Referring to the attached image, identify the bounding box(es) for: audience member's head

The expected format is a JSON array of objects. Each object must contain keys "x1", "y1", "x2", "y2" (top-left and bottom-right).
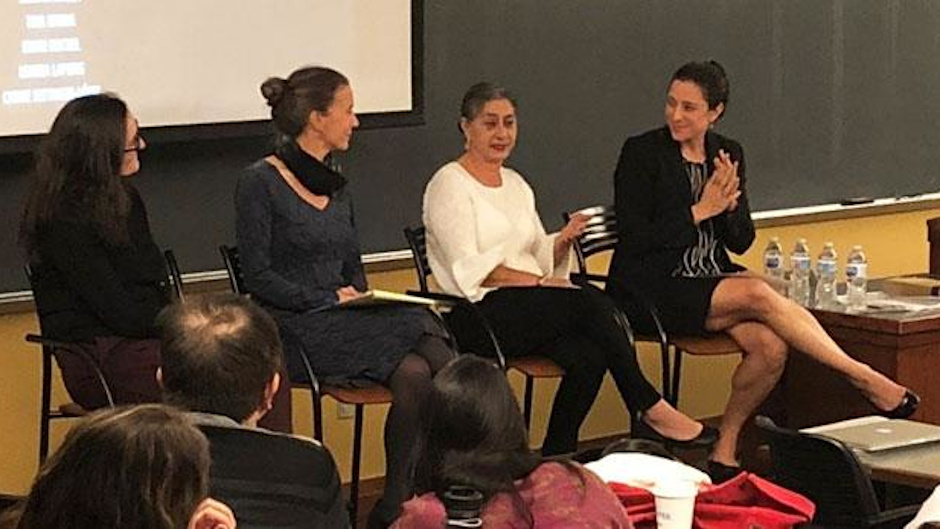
[
  {"x1": 19, "y1": 92, "x2": 145, "y2": 259},
  {"x1": 158, "y1": 293, "x2": 283, "y2": 425},
  {"x1": 414, "y1": 355, "x2": 540, "y2": 501},
  {"x1": 5, "y1": 404, "x2": 211, "y2": 529}
]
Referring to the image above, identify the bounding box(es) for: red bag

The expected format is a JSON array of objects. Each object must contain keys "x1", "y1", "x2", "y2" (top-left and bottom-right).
[{"x1": 609, "y1": 472, "x2": 815, "y2": 529}]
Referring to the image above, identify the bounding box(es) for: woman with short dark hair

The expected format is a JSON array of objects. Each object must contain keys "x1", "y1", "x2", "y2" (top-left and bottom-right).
[
  {"x1": 19, "y1": 93, "x2": 165, "y2": 409},
  {"x1": 393, "y1": 355, "x2": 633, "y2": 528},
  {"x1": 2, "y1": 404, "x2": 235, "y2": 529},
  {"x1": 608, "y1": 60, "x2": 918, "y2": 482},
  {"x1": 237, "y1": 65, "x2": 457, "y2": 528}
]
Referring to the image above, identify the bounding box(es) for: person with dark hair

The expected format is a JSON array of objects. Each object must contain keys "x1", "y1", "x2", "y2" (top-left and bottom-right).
[
  {"x1": 158, "y1": 293, "x2": 349, "y2": 528},
  {"x1": 423, "y1": 82, "x2": 715, "y2": 457},
  {"x1": 236, "y1": 65, "x2": 457, "y2": 528},
  {"x1": 18, "y1": 93, "x2": 165, "y2": 409},
  {"x1": 17, "y1": 93, "x2": 293, "y2": 433},
  {"x1": 1, "y1": 404, "x2": 236, "y2": 529},
  {"x1": 608, "y1": 60, "x2": 918, "y2": 482},
  {"x1": 392, "y1": 355, "x2": 633, "y2": 528}
]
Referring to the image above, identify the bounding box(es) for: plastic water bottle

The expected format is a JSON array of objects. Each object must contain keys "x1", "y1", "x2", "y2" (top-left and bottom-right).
[
  {"x1": 846, "y1": 245, "x2": 868, "y2": 311},
  {"x1": 789, "y1": 239, "x2": 812, "y2": 306},
  {"x1": 763, "y1": 237, "x2": 786, "y2": 295},
  {"x1": 814, "y1": 242, "x2": 838, "y2": 309}
]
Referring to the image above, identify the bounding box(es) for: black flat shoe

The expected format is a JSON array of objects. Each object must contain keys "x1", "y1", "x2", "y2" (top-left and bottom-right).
[
  {"x1": 879, "y1": 389, "x2": 920, "y2": 419},
  {"x1": 706, "y1": 460, "x2": 743, "y2": 484},
  {"x1": 633, "y1": 421, "x2": 719, "y2": 449}
]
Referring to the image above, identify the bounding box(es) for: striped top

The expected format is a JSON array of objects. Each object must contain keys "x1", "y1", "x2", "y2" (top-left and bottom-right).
[{"x1": 674, "y1": 161, "x2": 723, "y2": 277}]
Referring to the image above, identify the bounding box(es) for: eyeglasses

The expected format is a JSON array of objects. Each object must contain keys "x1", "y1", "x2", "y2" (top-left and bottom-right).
[{"x1": 124, "y1": 133, "x2": 145, "y2": 153}]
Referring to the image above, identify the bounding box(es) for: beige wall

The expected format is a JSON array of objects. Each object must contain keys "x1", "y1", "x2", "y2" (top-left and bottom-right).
[{"x1": 1, "y1": 207, "x2": 937, "y2": 494}]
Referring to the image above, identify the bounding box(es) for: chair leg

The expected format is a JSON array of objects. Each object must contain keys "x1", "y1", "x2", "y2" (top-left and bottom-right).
[
  {"x1": 349, "y1": 403, "x2": 364, "y2": 524},
  {"x1": 660, "y1": 343, "x2": 672, "y2": 404},
  {"x1": 39, "y1": 348, "x2": 52, "y2": 464},
  {"x1": 670, "y1": 348, "x2": 684, "y2": 407},
  {"x1": 313, "y1": 391, "x2": 324, "y2": 442},
  {"x1": 523, "y1": 375, "x2": 534, "y2": 431}
]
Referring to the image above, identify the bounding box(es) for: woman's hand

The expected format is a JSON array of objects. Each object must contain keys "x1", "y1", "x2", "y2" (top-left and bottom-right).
[
  {"x1": 691, "y1": 149, "x2": 740, "y2": 224},
  {"x1": 554, "y1": 213, "x2": 589, "y2": 263},
  {"x1": 188, "y1": 498, "x2": 236, "y2": 529},
  {"x1": 335, "y1": 286, "x2": 363, "y2": 302}
]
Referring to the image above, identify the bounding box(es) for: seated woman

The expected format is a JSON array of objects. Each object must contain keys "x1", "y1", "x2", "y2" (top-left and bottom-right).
[
  {"x1": 236, "y1": 65, "x2": 457, "y2": 528},
  {"x1": 423, "y1": 82, "x2": 713, "y2": 457},
  {"x1": 2, "y1": 404, "x2": 235, "y2": 529},
  {"x1": 393, "y1": 355, "x2": 634, "y2": 528},
  {"x1": 608, "y1": 60, "x2": 918, "y2": 482},
  {"x1": 19, "y1": 94, "x2": 166, "y2": 410},
  {"x1": 18, "y1": 93, "x2": 291, "y2": 432}
]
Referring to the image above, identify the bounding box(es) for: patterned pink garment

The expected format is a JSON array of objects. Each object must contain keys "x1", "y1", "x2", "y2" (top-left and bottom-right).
[{"x1": 391, "y1": 462, "x2": 634, "y2": 528}]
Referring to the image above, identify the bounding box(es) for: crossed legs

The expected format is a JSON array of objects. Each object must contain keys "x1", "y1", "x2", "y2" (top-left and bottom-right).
[{"x1": 705, "y1": 276, "x2": 907, "y2": 465}]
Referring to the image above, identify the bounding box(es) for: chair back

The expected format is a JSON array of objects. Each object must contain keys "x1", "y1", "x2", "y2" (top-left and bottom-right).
[
  {"x1": 563, "y1": 205, "x2": 618, "y2": 275},
  {"x1": 403, "y1": 225, "x2": 432, "y2": 293},
  {"x1": 201, "y1": 424, "x2": 348, "y2": 528},
  {"x1": 219, "y1": 245, "x2": 245, "y2": 294},
  {"x1": 755, "y1": 415, "x2": 883, "y2": 527},
  {"x1": 163, "y1": 249, "x2": 185, "y2": 300}
]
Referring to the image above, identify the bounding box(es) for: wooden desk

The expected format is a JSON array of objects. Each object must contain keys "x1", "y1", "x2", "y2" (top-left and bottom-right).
[{"x1": 782, "y1": 304, "x2": 940, "y2": 428}]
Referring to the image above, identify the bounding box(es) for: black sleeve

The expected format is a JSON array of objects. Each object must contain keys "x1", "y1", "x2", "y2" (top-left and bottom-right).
[
  {"x1": 614, "y1": 136, "x2": 697, "y2": 253},
  {"x1": 41, "y1": 223, "x2": 162, "y2": 338},
  {"x1": 715, "y1": 141, "x2": 756, "y2": 255},
  {"x1": 235, "y1": 168, "x2": 338, "y2": 310}
]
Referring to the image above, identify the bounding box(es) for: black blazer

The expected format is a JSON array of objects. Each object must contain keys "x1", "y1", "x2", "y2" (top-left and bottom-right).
[{"x1": 609, "y1": 126, "x2": 755, "y2": 289}]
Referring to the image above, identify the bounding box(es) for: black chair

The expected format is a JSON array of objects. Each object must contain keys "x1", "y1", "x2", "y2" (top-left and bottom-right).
[
  {"x1": 755, "y1": 415, "x2": 920, "y2": 528},
  {"x1": 218, "y1": 244, "x2": 390, "y2": 523},
  {"x1": 163, "y1": 248, "x2": 185, "y2": 300},
  {"x1": 564, "y1": 205, "x2": 742, "y2": 407},
  {"x1": 403, "y1": 225, "x2": 567, "y2": 431},
  {"x1": 23, "y1": 266, "x2": 114, "y2": 464},
  {"x1": 200, "y1": 424, "x2": 349, "y2": 529}
]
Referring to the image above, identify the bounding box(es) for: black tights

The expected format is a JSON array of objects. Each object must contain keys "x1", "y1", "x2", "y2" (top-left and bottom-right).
[
  {"x1": 463, "y1": 285, "x2": 662, "y2": 455},
  {"x1": 370, "y1": 334, "x2": 455, "y2": 526}
]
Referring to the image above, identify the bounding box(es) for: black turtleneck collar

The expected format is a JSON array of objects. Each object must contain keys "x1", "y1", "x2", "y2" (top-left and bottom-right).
[{"x1": 274, "y1": 141, "x2": 347, "y2": 196}]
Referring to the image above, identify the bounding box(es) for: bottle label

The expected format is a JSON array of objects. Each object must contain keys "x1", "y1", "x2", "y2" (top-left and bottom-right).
[
  {"x1": 764, "y1": 255, "x2": 781, "y2": 269},
  {"x1": 791, "y1": 255, "x2": 810, "y2": 270},
  {"x1": 817, "y1": 259, "x2": 837, "y2": 275},
  {"x1": 846, "y1": 263, "x2": 868, "y2": 279}
]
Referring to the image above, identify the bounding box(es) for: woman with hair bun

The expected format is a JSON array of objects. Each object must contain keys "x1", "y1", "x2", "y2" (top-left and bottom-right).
[
  {"x1": 608, "y1": 60, "x2": 919, "y2": 482},
  {"x1": 236, "y1": 66, "x2": 457, "y2": 528}
]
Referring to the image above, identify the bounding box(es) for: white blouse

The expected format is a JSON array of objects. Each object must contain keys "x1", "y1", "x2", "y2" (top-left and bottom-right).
[{"x1": 422, "y1": 161, "x2": 571, "y2": 302}]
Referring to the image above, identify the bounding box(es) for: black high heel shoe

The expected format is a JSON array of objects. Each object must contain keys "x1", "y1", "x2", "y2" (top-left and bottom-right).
[
  {"x1": 879, "y1": 390, "x2": 920, "y2": 419},
  {"x1": 633, "y1": 421, "x2": 719, "y2": 449}
]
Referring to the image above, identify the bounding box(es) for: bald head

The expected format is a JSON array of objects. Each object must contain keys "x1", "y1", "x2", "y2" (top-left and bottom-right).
[{"x1": 158, "y1": 293, "x2": 283, "y2": 422}]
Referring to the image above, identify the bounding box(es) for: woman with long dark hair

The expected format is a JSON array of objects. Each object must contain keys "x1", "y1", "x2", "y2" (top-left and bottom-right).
[
  {"x1": 237, "y1": 65, "x2": 457, "y2": 527},
  {"x1": 393, "y1": 355, "x2": 632, "y2": 527},
  {"x1": 19, "y1": 94, "x2": 165, "y2": 409},
  {"x1": 423, "y1": 82, "x2": 715, "y2": 457},
  {"x1": 608, "y1": 60, "x2": 918, "y2": 482},
  {"x1": 2, "y1": 404, "x2": 236, "y2": 529}
]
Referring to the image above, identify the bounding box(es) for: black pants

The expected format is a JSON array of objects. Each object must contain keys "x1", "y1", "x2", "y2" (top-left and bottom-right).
[{"x1": 451, "y1": 285, "x2": 662, "y2": 455}]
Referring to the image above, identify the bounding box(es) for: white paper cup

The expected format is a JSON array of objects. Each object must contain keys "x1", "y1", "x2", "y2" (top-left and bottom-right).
[{"x1": 653, "y1": 480, "x2": 698, "y2": 529}]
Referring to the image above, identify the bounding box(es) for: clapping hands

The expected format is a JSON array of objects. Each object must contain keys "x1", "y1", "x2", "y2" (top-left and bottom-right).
[{"x1": 693, "y1": 149, "x2": 740, "y2": 223}]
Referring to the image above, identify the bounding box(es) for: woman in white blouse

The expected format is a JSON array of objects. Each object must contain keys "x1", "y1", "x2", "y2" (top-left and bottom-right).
[{"x1": 423, "y1": 83, "x2": 715, "y2": 455}]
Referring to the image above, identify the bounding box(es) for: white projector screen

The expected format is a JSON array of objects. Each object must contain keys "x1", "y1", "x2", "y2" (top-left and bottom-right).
[{"x1": 0, "y1": 0, "x2": 415, "y2": 137}]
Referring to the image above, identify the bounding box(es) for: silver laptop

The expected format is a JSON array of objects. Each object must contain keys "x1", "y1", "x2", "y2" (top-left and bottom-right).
[{"x1": 812, "y1": 419, "x2": 940, "y2": 452}]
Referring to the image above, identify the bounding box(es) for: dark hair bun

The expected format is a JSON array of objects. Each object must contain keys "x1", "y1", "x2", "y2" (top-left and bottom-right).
[{"x1": 260, "y1": 77, "x2": 288, "y2": 108}]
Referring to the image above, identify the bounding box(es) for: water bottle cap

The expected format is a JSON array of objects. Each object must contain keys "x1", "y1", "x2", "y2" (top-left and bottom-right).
[
  {"x1": 824, "y1": 242, "x2": 834, "y2": 247},
  {"x1": 770, "y1": 236, "x2": 779, "y2": 242},
  {"x1": 797, "y1": 238, "x2": 807, "y2": 243},
  {"x1": 852, "y1": 245, "x2": 863, "y2": 250}
]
